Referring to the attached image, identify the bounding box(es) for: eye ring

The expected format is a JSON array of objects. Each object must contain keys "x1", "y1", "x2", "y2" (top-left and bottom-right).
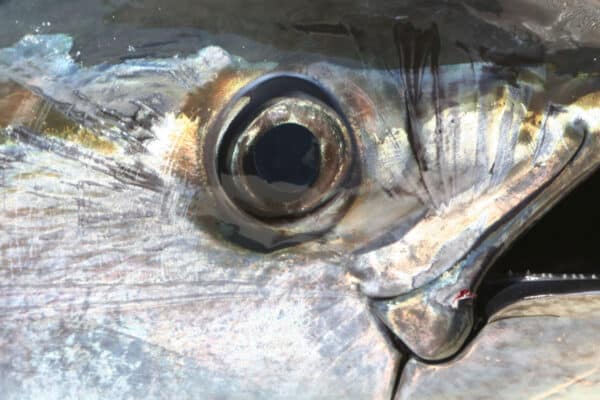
[
  {"x1": 199, "y1": 73, "x2": 358, "y2": 249},
  {"x1": 224, "y1": 96, "x2": 352, "y2": 219}
]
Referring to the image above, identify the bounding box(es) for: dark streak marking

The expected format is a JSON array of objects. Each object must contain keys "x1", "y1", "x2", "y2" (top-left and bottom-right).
[
  {"x1": 402, "y1": 98, "x2": 427, "y2": 171},
  {"x1": 6, "y1": 126, "x2": 163, "y2": 192},
  {"x1": 136, "y1": 40, "x2": 181, "y2": 49},
  {"x1": 393, "y1": 22, "x2": 442, "y2": 205},
  {"x1": 478, "y1": 45, "x2": 545, "y2": 66},
  {"x1": 292, "y1": 23, "x2": 351, "y2": 36}
]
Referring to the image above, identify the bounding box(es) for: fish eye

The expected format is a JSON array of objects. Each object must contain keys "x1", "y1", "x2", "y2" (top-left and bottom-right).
[
  {"x1": 202, "y1": 74, "x2": 357, "y2": 248},
  {"x1": 220, "y1": 94, "x2": 353, "y2": 219}
]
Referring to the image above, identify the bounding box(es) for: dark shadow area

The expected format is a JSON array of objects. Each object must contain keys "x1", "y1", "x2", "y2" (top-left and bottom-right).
[
  {"x1": 489, "y1": 167, "x2": 599, "y2": 278},
  {"x1": 0, "y1": 0, "x2": 544, "y2": 69},
  {"x1": 476, "y1": 167, "x2": 600, "y2": 318}
]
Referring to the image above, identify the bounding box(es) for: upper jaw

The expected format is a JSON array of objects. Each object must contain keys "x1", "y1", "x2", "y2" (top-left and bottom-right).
[{"x1": 369, "y1": 100, "x2": 600, "y2": 361}]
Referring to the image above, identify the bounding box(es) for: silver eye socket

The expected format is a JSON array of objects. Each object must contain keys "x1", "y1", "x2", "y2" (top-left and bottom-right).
[{"x1": 201, "y1": 73, "x2": 357, "y2": 248}]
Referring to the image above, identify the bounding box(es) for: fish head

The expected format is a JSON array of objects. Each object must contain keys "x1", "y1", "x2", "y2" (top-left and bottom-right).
[
  {"x1": 1, "y1": 18, "x2": 599, "y2": 400},
  {"x1": 168, "y1": 23, "x2": 600, "y2": 361}
]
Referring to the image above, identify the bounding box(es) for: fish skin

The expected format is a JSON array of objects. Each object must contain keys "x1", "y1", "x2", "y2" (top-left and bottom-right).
[
  {"x1": 464, "y1": 0, "x2": 600, "y2": 52},
  {"x1": 0, "y1": 34, "x2": 402, "y2": 400},
  {"x1": 396, "y1": 291, "x2": 600, "y2": 400},
  {"x1": 0, "y1": 20, "x2": 599, "y2": 400},
  {"x1": 0, "y1": 116, "x2": 402, "y2": 398},
  {"x1": 371, "y1": 103, "x2": 599, "y2": 360}
]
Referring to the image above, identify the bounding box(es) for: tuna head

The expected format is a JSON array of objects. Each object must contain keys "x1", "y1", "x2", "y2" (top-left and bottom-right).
[{"x1": 0, "y1": 23, "x2": 599, "y2": 399}]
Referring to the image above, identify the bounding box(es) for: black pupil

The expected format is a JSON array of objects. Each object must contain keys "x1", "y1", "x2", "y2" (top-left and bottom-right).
[{"x1": 250, "y1": 123, "x2": 320, "y2": 192}]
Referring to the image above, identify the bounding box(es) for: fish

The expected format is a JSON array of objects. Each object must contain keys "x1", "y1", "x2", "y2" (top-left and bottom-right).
[{"x1": 0, "y1": 2, "x2": 599, "y2": 399}]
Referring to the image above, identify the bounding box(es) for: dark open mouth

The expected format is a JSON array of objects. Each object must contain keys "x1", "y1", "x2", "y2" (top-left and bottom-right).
[{"x1": 476, "y1": 165, "x2": 600, "y2": 326}]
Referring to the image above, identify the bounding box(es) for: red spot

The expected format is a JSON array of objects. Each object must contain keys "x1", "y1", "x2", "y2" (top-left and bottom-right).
[{"x1": 453, "y1": 289, "x2": 476, "y2": 305}]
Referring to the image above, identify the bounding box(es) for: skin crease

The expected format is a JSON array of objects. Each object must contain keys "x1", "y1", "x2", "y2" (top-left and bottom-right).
[{"x1": 0, "y1": 2, "x2": 600, "y2": 399}]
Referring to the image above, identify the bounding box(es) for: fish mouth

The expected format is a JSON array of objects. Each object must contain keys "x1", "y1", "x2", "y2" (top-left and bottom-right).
[
  {"x1": 372, "y1": 115, "x2": 600, "y2": 363},
  {"x1": 395, "y1": 176, "x2": 600, "y2": 396},
  {"x1": 478, "y1": 164, "x2": 600, "y2": 319}
]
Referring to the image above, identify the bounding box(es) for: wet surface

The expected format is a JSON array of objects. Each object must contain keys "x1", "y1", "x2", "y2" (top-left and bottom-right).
[
  {"x1": 1, "y1": 1, "x2": 600, "y2": 399},
  {"x1": 2, "y1": 0, "x2": 597, "y2": 71},
  {"x1": 397, "y1": 292, "x2": 600, "y2": 400}
]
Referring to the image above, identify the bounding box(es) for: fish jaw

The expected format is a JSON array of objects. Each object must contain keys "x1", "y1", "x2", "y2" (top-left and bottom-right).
[
  {"x1": 371, "y1": 95, "x2": 600, "y2": 361},
  {"x1": 396, "y1": 290, "x2": 600, "y2": 399}
]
